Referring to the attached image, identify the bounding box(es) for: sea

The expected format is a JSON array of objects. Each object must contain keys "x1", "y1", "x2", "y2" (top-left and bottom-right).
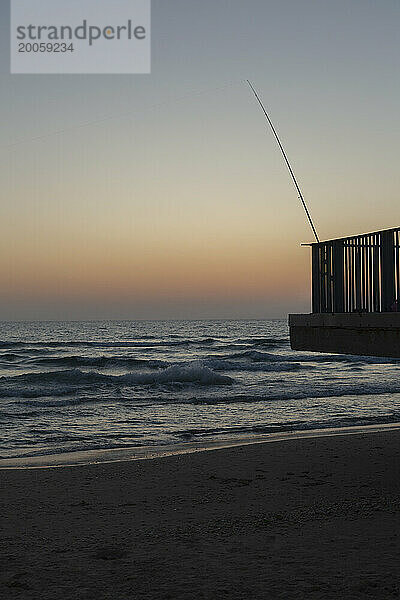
[{"x1": 1, "y1": 319, "x2": 400, "y2": 464}]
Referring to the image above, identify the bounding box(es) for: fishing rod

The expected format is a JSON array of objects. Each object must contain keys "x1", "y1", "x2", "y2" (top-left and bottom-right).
[{"x1": 246, "y1": 80, "x2": 320, "y2": 243}]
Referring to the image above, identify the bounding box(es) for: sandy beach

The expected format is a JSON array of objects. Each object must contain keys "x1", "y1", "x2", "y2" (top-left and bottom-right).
[{"x1": 1, "y1": 430, "x2": 400, "y2": 599}]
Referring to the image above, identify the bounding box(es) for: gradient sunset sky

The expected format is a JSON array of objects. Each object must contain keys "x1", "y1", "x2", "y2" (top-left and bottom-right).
[{"x1": 1, "y1": 0, "x2": 399, "y2": 320}]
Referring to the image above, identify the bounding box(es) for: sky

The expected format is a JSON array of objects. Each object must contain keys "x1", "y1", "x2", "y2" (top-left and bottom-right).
[{"x1": 0, "y1": 0, "x2": 399, "y2": 320}]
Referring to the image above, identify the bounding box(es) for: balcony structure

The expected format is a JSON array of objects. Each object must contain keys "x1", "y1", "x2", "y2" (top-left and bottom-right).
[{"x1": 289, "y1": 227, "x2": 400, "y2": 357}]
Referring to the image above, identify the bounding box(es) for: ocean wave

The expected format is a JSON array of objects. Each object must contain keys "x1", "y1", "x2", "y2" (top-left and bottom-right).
[
  {"x1": 227, "y1": 349, "x2": 399, "y2": 365},
  {"x1": 0, "y1": 407, "x2": 58, "y2": 418},
  {"x1": 0, "y1": 338, "x2": 217, "y2": 350},
  {"x1": 229, "y1": 350, "x2": 285, "y2": 362},
  {"x1": 0, "y1": 353, "x2": 26, "y2": 362},
  {"x1": 118, "y1": 364, "x2": 233, "y2": 386},
  {"x1": 19, "y1": 396, "x2": 117, "y2": 408},
  {"x1": 30, "y1": 355, "x2": 168, "y2": 369},
  {"x1": 5, "y1": 380, "x2": 400, "y2": 407},
  {"x1": 202, "y1": 357, "x2": 306, "y2": 372},
  {"x1": 0, "y1": 384, "x2": 85, "y2": 399},
  {"x1": 0, "y1": 341, "x2": 24, "y2": 349},
  {"x1": 0, "y1": 364, "x2": 234, "y2": 398},
  {"x1": 232, "y1": 337, "x2": 289, "y2": 347},
  {"x1": 171, "y1": 413, "x2": 400, "y2": 439},
  {"x1": 186, "y1": 385, "x2": 400, "y2": 405},
  {"x1": 0, "y1": 346, "x2": 335, "y2": 375},
  {"x1": 25, "y1": 354, "x2": 307, "y2": 373}
]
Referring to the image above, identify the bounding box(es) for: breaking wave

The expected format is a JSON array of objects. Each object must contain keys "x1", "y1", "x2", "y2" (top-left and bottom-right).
[{"x1": 0, "y1": 364, "x2": 234, "y2": 398}]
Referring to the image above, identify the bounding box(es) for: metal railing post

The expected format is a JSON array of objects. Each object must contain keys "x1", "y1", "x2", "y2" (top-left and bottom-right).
[
  {"x1": 333, "y1": 240, "x2": 344, "y2": 313},
  {"x1": 381, "y1": 230, "x2": 395, "y2": 312},
  {"x1": 311, "y1": 244, "x2": 320, "y2": 313}
]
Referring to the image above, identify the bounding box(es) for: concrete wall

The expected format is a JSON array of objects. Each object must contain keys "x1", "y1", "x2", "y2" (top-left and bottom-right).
[{"x1": 289, "y1": 313, "x2": 400, "y2": 357}]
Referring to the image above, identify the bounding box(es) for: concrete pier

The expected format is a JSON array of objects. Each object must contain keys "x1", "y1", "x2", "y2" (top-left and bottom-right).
[{"x1": 289, "y1": 313, "x2": 400, "y2": 358}]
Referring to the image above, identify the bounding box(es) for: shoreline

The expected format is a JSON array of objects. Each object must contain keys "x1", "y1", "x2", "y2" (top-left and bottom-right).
[{"x1": 2, "y1": 421, "x2": 400, "y2": 470}]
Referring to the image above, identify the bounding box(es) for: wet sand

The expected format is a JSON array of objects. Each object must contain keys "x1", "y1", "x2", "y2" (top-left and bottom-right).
[{"x1": 1, "y1": 430, "x2": 400, "y2": 599}]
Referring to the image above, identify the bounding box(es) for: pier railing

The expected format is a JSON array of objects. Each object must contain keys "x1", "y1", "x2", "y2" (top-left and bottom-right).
[{"x1": 311, "y1": 227, "x2": 400, "y2": 313}]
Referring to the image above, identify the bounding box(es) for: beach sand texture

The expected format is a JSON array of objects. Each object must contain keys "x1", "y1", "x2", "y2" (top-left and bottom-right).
[{"x1": 1, "y1": 431, "x2": 400, "y2": 599}]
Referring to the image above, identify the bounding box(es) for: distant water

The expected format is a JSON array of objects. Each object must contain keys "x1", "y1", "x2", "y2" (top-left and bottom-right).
[{"x1": 1, "y1": 319, "x2": 400, "y2": 462}]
